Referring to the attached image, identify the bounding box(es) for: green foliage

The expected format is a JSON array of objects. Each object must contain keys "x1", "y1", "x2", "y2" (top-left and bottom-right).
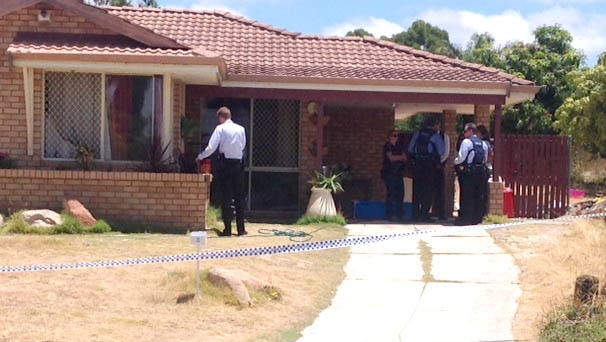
[
  {"x1": 309, "y1": 171, "x2": 344, "y2": 193},
  {"x1": 389, "y1": 20, "x2": 461, "y2": 58},
  {"x1": 295, "y1": 214, "x2": 347, "y2": 226},
  {"x1": 395, "y1": 115, "x2": 426, "y2": 133},
  {"x1": 539, "y1": 301, "x2": 606, "y2": 342},
  {"x1": 1, "y1": 211, "x2": 112, "y2": 235},
  {"x1": 462, "y1": 32, "x2": 505, "y2": 69},
  {"x1": 482, "y1": 214, "x2": 510, "y2": 225},
  {"x1": 346, "y1": 28, "x2": 373, "y2": 38},
  {"x1": 206, "y1": 206, "x2": 222, "y2": 230},
  {"x1": 555, "y1": 65, "x2": 606, "y2": 154}
]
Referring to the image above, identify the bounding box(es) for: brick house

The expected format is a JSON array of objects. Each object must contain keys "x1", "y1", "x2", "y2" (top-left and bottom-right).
[{"x1": 0, "y1": 0, "x2": 539, "y2": 229}]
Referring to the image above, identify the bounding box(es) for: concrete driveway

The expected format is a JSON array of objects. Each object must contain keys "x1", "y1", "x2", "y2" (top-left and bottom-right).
[{"x1": 298, "y1": 222, "x2": 521, "y2": 342}]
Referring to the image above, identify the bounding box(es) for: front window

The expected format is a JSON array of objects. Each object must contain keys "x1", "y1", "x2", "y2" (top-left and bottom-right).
[{"x1": 44, "y1": 72, "x2": 163, "y2": 161}]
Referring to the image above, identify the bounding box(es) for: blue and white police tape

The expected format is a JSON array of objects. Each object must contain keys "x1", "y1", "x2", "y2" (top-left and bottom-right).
[{"x1": 1, "y1": 211, "x2": 605, "y2": 274}]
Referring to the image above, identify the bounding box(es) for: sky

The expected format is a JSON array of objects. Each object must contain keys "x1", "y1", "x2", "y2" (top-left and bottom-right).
[{"x1": 161, "y1": 0, "x2": 606, "y2": 66}]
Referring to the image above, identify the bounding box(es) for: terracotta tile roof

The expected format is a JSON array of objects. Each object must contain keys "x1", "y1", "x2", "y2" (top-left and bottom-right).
[
  {"x1": 8, "y1": 32, "x2": 218, "y2": 61},
  {"x1": 105, "y1": 6, "x2": 533, "y2": 86}
]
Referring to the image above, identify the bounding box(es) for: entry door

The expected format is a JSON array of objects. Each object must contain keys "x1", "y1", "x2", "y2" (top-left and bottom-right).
[
  {"x1": 203, "y1": 98, "x2": 300, "y2": 212},
  {"x1": 249, "y1": 99, "x2": 300, "y2": 211}
]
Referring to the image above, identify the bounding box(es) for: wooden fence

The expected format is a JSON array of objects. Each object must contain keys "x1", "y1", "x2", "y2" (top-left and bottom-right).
[{"x1": 501, "y1": 135, "x2": 570, "y2": 218}]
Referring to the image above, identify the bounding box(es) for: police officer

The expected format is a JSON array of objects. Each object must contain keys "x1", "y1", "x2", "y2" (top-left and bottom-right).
[
  {"x1": 196, "y1": 106, "x2": 248, "y2": 237},
  {"x1": 408, "y1": 116, "x2": 445, "y2": 222},
  {"x1": 381, "y1": 129, "x2": 407, "y2": 221},
  {"x1": 454, "y1": 123, "x2": 488, "y2": 225}
]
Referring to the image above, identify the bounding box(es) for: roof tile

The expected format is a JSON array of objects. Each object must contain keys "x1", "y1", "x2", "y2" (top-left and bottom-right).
[{"x1": 102, "y1": 6, "x2": 532, "y2": 85}]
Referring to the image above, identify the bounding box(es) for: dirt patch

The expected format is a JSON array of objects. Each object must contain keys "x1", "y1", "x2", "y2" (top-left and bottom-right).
[
  {"x1": 0, "y1": 223, "x2": 349, "y2": 342},
  {"x1": 489, "y1": 219, "x2": 606, "y2": 341}
]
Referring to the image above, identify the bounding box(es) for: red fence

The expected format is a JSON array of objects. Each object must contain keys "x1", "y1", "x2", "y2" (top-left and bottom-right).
[{"x1": 501, "y1": 135, "x2": 570, "y2": 218}]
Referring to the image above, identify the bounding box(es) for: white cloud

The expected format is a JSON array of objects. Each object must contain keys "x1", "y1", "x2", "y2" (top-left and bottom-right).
[
  {"x1": 415, "y1": 7, "x2": 606, "y2": 65},
  {"x1": 322, "y1": 17, "x2": 404, "y2": 38},
  {"x1": 417, "y1": 9, "x2": 533, "y2": 49}
]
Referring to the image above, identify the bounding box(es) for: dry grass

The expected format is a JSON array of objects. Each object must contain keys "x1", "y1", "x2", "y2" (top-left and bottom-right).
[
  {"x1": 489, "y1": 219, "x2": 606, "y2": 341},
  {"x1": 0, "y1": 223, "x2": 349, "y2": 342}
]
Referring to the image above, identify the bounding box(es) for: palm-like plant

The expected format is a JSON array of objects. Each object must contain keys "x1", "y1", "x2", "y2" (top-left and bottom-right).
[{"x1": 309, "y1": 171, "x2": 344, "y2": 193}]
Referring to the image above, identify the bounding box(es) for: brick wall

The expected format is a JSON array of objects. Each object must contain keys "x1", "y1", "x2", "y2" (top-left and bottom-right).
[
  {"x1": 0, "y1": 7, "x2": 114, "y2": 167},
  {"x1": 0, "y1": 169, "x2": 211, "y2": 229},
  {"x1": 474, "y1": 105, "x2": 491, "y2": 129},
  {"x1": 324, "y1": 104, "x2": 394, "y2": 201},
  {"x1": 489, "y1": 180, "x2": 504, "y2": 215}
]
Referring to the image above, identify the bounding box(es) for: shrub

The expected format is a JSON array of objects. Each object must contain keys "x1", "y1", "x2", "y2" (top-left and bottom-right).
[
  {"x1": 1, "y1": 211, "x2": 112, "y2": 235},
  {"x1": 482, "y1": 214, "x2": 511, "y2": 225},
  {"x1": 540, "y1": 300, "x2": 606, "y2": 342}
]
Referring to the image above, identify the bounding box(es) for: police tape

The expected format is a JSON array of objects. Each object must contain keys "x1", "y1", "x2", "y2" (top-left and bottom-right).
[{"x1": 1, "y1": 212, "x2": 605, "y2": 273}]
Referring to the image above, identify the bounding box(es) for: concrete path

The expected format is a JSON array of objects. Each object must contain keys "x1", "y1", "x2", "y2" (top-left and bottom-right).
[{"x1": 298, "y1": 222, "x2": 521, "y2": 342}]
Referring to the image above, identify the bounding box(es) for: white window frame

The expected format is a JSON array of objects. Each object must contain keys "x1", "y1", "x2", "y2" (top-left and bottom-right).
[{"x1": 41, "y1": 70, "x2": 172, "y2": 162}]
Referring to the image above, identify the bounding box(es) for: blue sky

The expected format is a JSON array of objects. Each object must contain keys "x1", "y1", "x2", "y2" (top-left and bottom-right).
[{"x1": 161, "y1": 0, "x2": 606, "y2": 66}]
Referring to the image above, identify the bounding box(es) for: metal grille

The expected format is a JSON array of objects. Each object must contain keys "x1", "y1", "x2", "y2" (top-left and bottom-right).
[
  {"x1": 251, "y1": 99, "x2": 299, "y2": 168},
  {"x1": 44, "y1": 72, "x2": 101, "y2": 159}
]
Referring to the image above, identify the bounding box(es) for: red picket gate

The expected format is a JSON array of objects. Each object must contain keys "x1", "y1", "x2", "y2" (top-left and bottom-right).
[{"x1": 501, "y1": 135, "x2": 570, "y2": 218}]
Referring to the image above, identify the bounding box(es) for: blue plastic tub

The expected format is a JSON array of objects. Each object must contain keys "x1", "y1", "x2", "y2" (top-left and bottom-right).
[{"x1": 353, "y1": 201, "x2": 413, "y2": 220}]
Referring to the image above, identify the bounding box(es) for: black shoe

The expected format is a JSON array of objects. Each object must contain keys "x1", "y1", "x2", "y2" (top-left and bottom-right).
[
  {"x1": 219, "y1": 230, "x2": 232, "y2": 237},
  {"x1": 237, "y1": 231, "x2": 248, "y2": 236}
]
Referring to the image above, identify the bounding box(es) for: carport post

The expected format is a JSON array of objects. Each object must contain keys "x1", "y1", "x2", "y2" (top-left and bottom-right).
[{"x1": 493, "y1": 104, "x2": 503, "y2": 181}]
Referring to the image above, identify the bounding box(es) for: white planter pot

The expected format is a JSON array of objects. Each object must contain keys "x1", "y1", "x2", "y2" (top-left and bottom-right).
[{"x1": 305, "y1": 187, "x2": 337, "y2": 217}]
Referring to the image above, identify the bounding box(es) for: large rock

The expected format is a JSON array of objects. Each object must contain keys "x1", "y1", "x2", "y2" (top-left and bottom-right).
[
  {"x1": 208, "y1": 267, "x2": 273, "y2": 306},
  {"x1": 64, "y1": 199, "x2": 97, "y2": 226},
  {"x1": 21, "y1": 210, "x2": 63, "y2": 227}
]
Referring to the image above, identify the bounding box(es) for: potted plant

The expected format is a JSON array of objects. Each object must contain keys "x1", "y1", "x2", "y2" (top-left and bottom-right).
[
  {"x1": 75, "y1": 143, "x2": 94, "y2": 171},
  {"x1": 305, "y1": 170, "x2": 343, "y2": 217}
]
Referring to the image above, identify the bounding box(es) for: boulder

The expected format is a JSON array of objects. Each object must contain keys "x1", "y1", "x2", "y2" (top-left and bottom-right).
[
  {"x1": 64, "y1": 199, "x2": 97, "y2": 226},
  {"x1": 208, "y1": 267, "x2": 274, "y2": 306},
  {"x1": 21, "y1": 210, "x2": 63, "y2": 227},
  {"x1": 0, "y1": 213, "x2": 4, "y2": 226}
]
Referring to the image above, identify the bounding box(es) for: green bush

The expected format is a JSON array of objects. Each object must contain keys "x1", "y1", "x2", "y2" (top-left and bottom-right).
[
  {"x1": 482, "y1": 214, "x2": 511, "y2": 225},
  {"x1": 1, "y1": 211, "x2": 112, "y2": 235},
  {"x1": 296, "y1": 214, "x2": 347, "y2": 226},
  {"x1": 540, "y1": 301, "x2": 606, "y2": 342}
]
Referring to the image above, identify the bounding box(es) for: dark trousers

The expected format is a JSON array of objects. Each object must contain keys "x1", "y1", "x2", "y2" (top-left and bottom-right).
[
  {"x1": 384, "y1": 174, "x2": 404, "y2": 219},
  {"x1": 458, "y1": 167, "x2": 487, "y2": 225},
  {"x1": 217, "y1": 159, "x2": 246, "y2": 235},
  {"x1": 432, "y1": 166, "x2": 446, "y2": 219},
  {"x1": 412, "y1": 163, "x2": 435, "y2": 220}
]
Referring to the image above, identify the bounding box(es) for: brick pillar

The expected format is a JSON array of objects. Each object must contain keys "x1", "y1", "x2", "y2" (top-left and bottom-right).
[
  {"x1": 443, "y1": 110, "x2": 457, "y2": 218},
  {"x1": 488, "y1": 180, "x2": 505, "y2": 215},
  {"x1": 299, "y1": 101, "x2": 319, "y2": 213},
  {"x1": 474, "y1": 105, "x2": 491, "y2": 129}
]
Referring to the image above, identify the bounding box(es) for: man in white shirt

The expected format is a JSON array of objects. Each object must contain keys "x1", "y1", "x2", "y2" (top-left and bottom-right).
[
  {"x1": 196, "y1": 106, "x2": 247, "y2": 236},
  {"x1": 454, "y1": 123, "x2": 488, "y2": 226}
]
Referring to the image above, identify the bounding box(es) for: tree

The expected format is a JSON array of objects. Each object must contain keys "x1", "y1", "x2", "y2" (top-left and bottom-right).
[
  {"x1": 389, "y1": 20, "x2": 461, "y2": 58},
  {"x1": 598, "y1": 52, "x2": 606, "y2": 66},
  {"x1": 555, "y1": 65, "x2": 606, "y2": 153},
  {"x1": 462, "y1": 32, "x2": 504, "y2": 69},
  {"x1": 346, "y1": 28, "x2": 373, "y2": 38},
  {"x1": 499, "y1": 25, "x2": 583, "y2": 134}
]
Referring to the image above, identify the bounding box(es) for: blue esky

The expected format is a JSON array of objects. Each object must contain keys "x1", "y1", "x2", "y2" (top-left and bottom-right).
[{"x1": 161, "y1": 0, "x2": 606, "y2": 66}]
